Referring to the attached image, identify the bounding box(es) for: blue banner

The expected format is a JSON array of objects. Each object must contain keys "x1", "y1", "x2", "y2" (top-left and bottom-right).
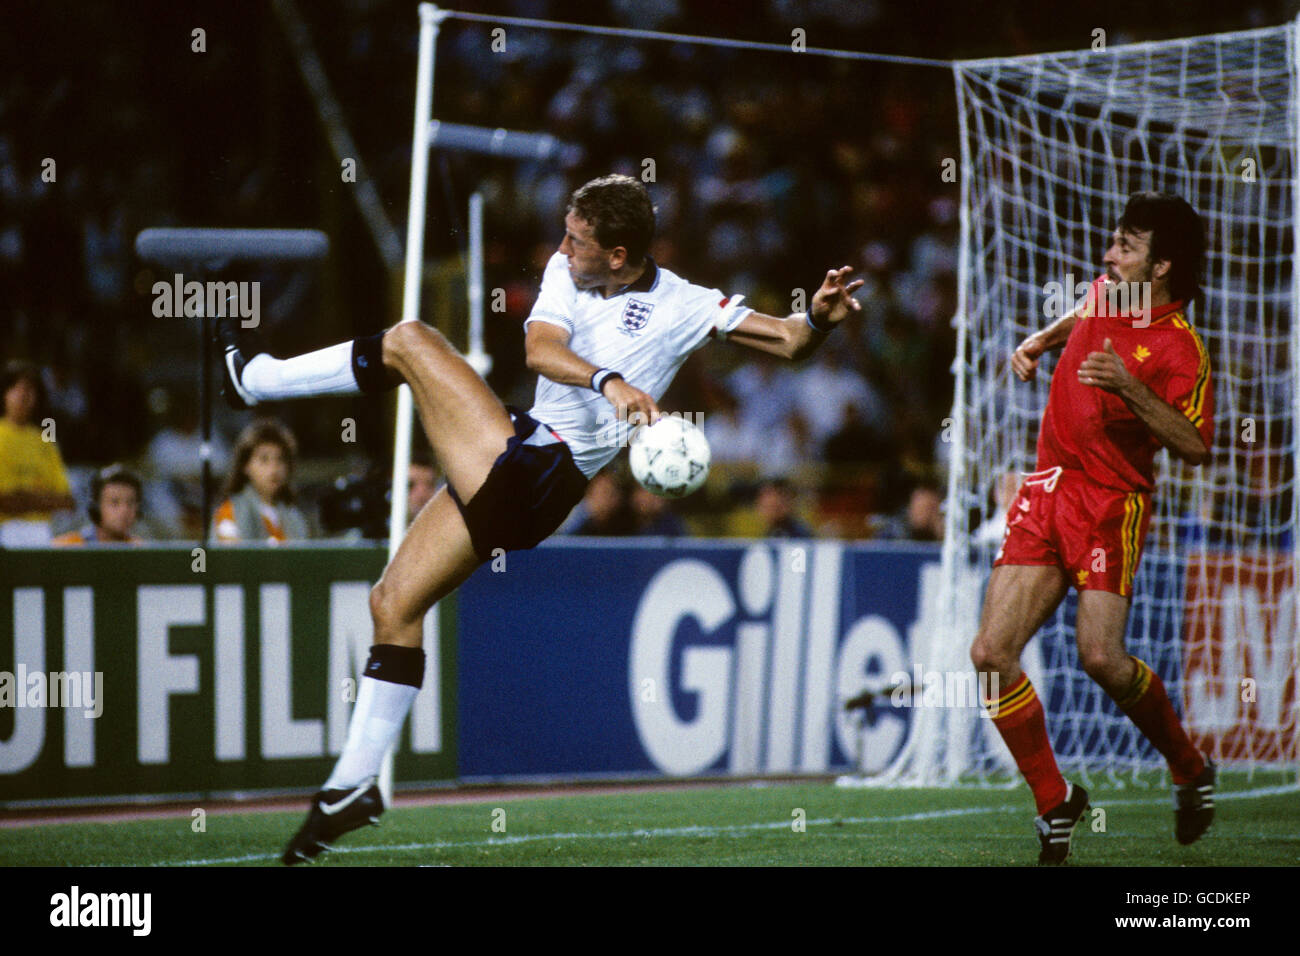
[{"x1": 456, "y1": 539, "x2": 942, "y2": 779}]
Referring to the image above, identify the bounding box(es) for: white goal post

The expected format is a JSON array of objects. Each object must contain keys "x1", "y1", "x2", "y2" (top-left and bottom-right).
[{"x1": 882, "y1": 21, "x2": 1300, "y2": 787}]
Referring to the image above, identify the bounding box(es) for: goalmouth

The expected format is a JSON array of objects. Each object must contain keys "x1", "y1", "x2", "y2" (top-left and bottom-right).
[{"x1": 885, "y1": 21, "x2": 1300, "y2": 787}]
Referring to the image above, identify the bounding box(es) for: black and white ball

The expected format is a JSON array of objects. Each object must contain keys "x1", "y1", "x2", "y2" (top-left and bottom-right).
[{"x1": 628, "y1": 415, "x2": 711, "y2": 498}]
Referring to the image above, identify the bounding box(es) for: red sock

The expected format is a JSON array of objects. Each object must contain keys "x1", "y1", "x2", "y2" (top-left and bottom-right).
[
  {"x1": 987, "y1": 674, "x2": 1067, "y2": 814},
  {"x1": 1115, "y1": 656, "x2": 1205, "y2": 784}
]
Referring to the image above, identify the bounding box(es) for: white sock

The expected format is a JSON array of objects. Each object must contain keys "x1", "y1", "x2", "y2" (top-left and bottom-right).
[
  {"x1": 323, "y1": 675, "x2": 419, "y2": 791},
  {"x1": 241, "y1": 341, "x2": 359, "y2": 401}
]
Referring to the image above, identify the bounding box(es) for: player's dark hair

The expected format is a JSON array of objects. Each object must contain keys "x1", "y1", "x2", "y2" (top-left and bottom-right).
[
  {"x1": 89, "y1": 464, "x2": 142, "y2": 526},
  {"x1": 223, "y1": 418, "x2": 298, "y2": 504},
  {"x1": 1119, "y1": 192, "x2": 1205, "y2": 304},
  {"x1": 567, "y1": 174, "x2": 656, "y2": 264}
]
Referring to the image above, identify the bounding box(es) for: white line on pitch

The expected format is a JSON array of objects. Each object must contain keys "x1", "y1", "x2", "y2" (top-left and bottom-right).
[
  {"x1": 165, "y1": 807, "x2": 1005, "y2": 867},
  {"x1": 149, "y1": 783, "x2": 1297, "y2": 867}
]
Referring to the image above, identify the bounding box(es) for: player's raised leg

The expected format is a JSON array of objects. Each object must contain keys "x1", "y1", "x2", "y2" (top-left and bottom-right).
[
  {"x1": 220, "y1": 318, "x2": 516, "y2": 495},
  {"x1": 971, "y1": 564, "x2": 1090, "y2": 863},
  {"x1": 378, "y1": 320, "x2": 515, "y2": 504},
  {"x1": 1075, "y1": 590, "x2": 1214, "y2": 844}
]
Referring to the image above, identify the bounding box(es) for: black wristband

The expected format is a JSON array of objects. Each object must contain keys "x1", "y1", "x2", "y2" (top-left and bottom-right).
[
  {"x1": 806, "y1": 308, "x2": 836, "y2": 335},
  {"x1": 591, "y1": 369, "x2": 624, "y2": 394},
  {"x1": 352, "y1": 331, "x2": 399, "y2": 393}
]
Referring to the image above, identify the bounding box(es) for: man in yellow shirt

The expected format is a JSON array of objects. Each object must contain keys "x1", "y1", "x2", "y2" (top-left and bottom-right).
[{"x1": 0, "y1": 361, "x2": 75, "y2": 546}]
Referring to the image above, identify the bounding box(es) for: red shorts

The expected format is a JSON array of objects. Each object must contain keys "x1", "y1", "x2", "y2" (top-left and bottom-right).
[{"x1": 994, "y1": 466, "x2": 1152, "y2": 596}]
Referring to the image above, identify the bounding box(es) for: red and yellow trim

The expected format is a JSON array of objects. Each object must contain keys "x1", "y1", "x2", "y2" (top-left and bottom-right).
[
  {"x1": 987, "y1": 673, "x2": 1037, "y2": 721},
  {"x1": 1169, "y1": 312, "x2": 1210, "y2": 430},
  {"x1": 1116, "y1": 656, "x2": 1155, "y2": 711},
  {"x1": 1119, "y1": 492, "x2": 1146, "y2": 597}
]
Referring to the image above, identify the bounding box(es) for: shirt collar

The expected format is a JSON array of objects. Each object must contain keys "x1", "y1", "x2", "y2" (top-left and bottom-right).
[
  {"x1": 627, "y1": 256, "x2": 658, "y2": 294},
  {"x1": 1090, "y1": 278, "x2": 1186, "y2": 326},
  {"x1": 1118, "y1": 298, "x2": 1185, "y2": 326},
  {"x1": 596, "y1": 257, "x2": 658, "y2": 298}
]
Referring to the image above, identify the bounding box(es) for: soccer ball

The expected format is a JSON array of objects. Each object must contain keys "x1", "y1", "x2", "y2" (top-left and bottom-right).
[{"x1": 629, "y1": 415, "x2": 711, "y2": 498}]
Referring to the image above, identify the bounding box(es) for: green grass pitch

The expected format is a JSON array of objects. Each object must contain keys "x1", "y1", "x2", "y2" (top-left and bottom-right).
[{"x1": 3, "y1": 772, "x2": 1297, "y2": 867}]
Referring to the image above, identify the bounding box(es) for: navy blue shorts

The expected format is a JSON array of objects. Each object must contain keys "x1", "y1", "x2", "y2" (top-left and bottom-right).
[{"x1": 447, "y1": 407, "x2": 588, "y2": 561}]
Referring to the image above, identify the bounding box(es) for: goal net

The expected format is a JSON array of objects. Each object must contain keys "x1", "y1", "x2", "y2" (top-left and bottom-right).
[{"x1": 886, "y1": 23, "x2": 1300, "y2": 786}]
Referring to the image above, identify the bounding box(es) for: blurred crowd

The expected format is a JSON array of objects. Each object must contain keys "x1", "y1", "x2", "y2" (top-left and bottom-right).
[{"x1": 3, "y1": 0, "x2": 1286, "y2": 545}]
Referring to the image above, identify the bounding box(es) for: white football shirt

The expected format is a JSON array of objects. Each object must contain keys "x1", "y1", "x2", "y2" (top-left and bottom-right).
[{"x1": 524, "y1": 252, "x2": 752, "y2": 477}]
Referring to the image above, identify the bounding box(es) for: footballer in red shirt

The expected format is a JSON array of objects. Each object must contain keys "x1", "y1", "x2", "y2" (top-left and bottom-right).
[{"x1": 970, "y1": 192, "x2": 1216, "y2": 863}]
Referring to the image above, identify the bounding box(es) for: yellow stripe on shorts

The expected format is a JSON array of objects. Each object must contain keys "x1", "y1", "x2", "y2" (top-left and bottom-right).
[{"x1": 1121, "y1": 493, "x2": 1145, "y2": 596}]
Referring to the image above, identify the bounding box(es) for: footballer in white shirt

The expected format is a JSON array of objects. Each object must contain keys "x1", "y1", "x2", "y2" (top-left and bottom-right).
[{"x1": 218, "y1": 173, "x2": 863, "y2": 863}]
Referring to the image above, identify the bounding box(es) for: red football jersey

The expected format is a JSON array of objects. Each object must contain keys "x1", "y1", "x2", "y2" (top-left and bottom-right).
[{"x1": 1036, "y1": 276, "x2": 1213, "y2": 492}]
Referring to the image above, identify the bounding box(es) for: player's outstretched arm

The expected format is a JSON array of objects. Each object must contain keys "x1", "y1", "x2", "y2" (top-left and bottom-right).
[
  {"x1": 1012, "y1": 307, "x2": 1086, "y2": 382},
  {"x1": 1078, "y1": 338, "x2": 1210, "y2": 466},
  {"x1": 725, "y1": 266, "x2": 864, "y2": 362},
  {"x1": 524, "y1": 320, "x2": 661, "y2": 422}
]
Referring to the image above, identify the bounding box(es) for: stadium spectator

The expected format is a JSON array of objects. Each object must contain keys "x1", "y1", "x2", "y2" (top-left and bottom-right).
[
  {"x1": 726, "y1": 353, "x2": 797, "y2": 435},
  {"x1": 212, "y1": 419, "x2": 311, "y2": 543},
  {"x1": 146, "y1": 393, "x2": 232, "y2": 482},
  {"x1": 407, "y1": 452, "x2": 439, "y2": 523},
  {"x1": 700, "y1": 385, "x2": 760, "y2": 464},
  {"x1": 564, "y1": 470, "x2": 634, "y2": 536},
  {"x1": 754, "y1": 477, "x2": 814, "y2": 539},
  {"x1": 629, "y1": 485, "x2": 687, "y2": 537},
  {"x1": 873, "y1": 480, "x2": 946, "y2": 541},
  {"x1": 793, "y1": 347, "x2": 888, "y2": 451},
  {"x1": 53, "y1": 463, "x2": 143, "y2": 545},
  {"x1": 824, "y1": 401, "x2": 889, "y2": 465},
  {"x1": 145, "y1": 390, "x2": 232, "y2": 538},
  {"x1": 0, "y1": 360, "x2": 75, "y2": 546}
]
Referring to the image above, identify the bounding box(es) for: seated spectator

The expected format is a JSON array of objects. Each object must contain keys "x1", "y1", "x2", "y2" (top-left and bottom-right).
[
  {"x1": 824, "y1": 402, "x2": 892, "y2": 466},
  {"x1": 53, "y1": 464, "x2": 143, "y2": 545},
  {"x1": 630, "y1": 486, "x2": 687, "y2": 537},
  {"x1": 407, "y1": 452, "x2": 439, "y2": 523},
  {"x1": 756, "y1": 477, "x2": 814, "y2": 539},
  {"x1": 873, "y1": 480, "x2": 945, "y2": 542},
  {"x1": 0, "y1": 360, "x2": 75, "y2": 546},
  {"x1": 145, "y1": 390, "x2": 231, "y2": 538},
  {"x1": 726, "y1": 353, "x2": 797, "y2": 435},
  {"x1": 701, "y1": 386, "x2": 760, "y2": 464},
  {"x1": 212, "y1": 419, "x2": 310, "y2": 543},
  {"x1": 792, "y1": 349, "x2": 888, "y2": 451},
  {"x1": 561, "y1": 470, "x2": 633, "y2": 536}
]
